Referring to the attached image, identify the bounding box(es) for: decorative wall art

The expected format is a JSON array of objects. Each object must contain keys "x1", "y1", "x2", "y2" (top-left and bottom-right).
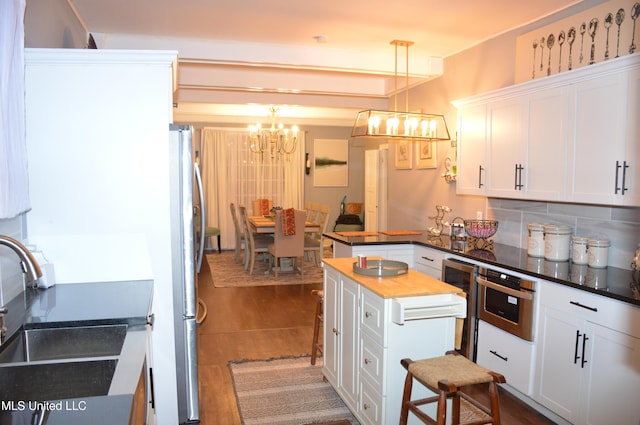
[
  {"x1": 415, "y1": 140, "x2": 437, "y2": 169},
  {"x1": 394, "y1": 140, "x2": 412, "y2": 169},
  {"x1": 313, "y1": 139, "x2": 348, "y2": 187},
  {"x1": 515, "y1": 0, "x2": 640, "y2": 83}
]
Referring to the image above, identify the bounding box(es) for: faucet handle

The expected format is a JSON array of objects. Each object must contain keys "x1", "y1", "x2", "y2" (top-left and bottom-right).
[{"x1": 0, "y1": 306, "x2": 7, "y2": 315}]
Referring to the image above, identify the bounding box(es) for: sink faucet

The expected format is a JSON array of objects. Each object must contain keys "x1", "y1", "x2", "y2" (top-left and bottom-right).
[
  {"x1": 0, "y1": 235, "x2": 43, "y2": 289},
  {"x1": 0, "y1": 306, "x2": 6, "y2": 344}
]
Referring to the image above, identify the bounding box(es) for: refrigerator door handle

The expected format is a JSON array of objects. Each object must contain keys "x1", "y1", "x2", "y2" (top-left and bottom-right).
[{"x1": 194, "y1": 162, "x2": 206, "y2": 273}]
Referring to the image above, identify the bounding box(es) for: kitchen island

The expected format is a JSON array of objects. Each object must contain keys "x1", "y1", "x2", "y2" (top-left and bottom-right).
[{"x1": 322, "y1": 257, "x2": 465, "y2": 425}]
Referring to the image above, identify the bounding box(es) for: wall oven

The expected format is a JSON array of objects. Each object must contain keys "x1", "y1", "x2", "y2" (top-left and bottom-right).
[
  {"x1": 477, "y1": 267, "x2": 536, "y2": 341},
  {"x1": 441, "y1": 258, "x2": 479, "y2": 361}
]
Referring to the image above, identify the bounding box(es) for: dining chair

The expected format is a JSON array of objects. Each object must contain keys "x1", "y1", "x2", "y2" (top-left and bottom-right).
[
  {"x1": 304, "y1": 204, "x2": 330, "y2": 266},
  {"x1": 252, "y1": 198, "x2": 273, "y2": 216},
  {"x1": 229, "y1": 202, "x2": 247, "y2": 264},
  {"x1": 268, "y1": 209, "x2": 306, "y2": 278},
  {"x1": 308, "y1": 202, "x2": 320, "y2": 223},
  {"x1": 239, "y1": 205, "x2": 271, "y2": 274}
]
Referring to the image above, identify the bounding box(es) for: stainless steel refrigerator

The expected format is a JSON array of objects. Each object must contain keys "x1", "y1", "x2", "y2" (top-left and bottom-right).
[{"x1": 170, "y1": 124, "x2": 204, "y2": 424}]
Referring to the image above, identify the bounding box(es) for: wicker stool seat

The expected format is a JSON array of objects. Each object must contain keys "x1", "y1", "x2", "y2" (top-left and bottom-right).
[
  {"x1": 400, "y1": 351, "x2": 506, "y2": 425},
  {"x1": 310, "y1": 289, "x2": 323, "y2": 365}
]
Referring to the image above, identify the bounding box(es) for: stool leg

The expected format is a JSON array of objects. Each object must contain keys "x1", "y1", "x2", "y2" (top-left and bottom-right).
[
  {"x1": 489, "y1": 381, "x2": 502, "y2": 425},
  {"x1": 217, "y1": 235, "x2": 221, "y2": 253},
  {"x1": 436, "y1": 389, "x2": 447, "y2": 425},
  {"x1": 452, "y1": 392, "x2": 461, "y2": 425},
  {"x1": 399, "y1": 370, "x2": 413, "y2": 425},
  {"x1": 310, "y1": 294, "x2": 322, "y2": 365}
]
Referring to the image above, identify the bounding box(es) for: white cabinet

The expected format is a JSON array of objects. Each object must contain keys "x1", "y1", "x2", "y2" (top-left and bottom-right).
[
  {"x1": 455, "y1": 102, "x2": 487, "y2": 195},
  {"x1": 533, "y1": 281, "x2": 640, "y2": 424},
  {"x1": 568, "y1": 66, "x2": 640, "y2": 205},
  {"x1": 323, "y1": 266, "x2": 359, "y2": 411},
  {"x1": 454, "y1": 54, "x2": 640, "y2": 206},
  {"x1": 413, "y1": 245, "x2": 447, "y2": 279},
  {"x1": 323, "y1": 264, "x2": 460, "y2": 425},
  {"x1": 476, "y1": 320, "x2": 535, "y2": 396}
]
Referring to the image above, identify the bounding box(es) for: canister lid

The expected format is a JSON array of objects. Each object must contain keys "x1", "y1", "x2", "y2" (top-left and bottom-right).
[
  {"x1": 528, "y1": 223, "x2": 544, "y2": 231},
  {"x1": 587, "y1": 238, "x2": 610, "y2": 247},
  {"x1": 543, "y1": 225, "x2": 572, "y2": 234},
  {"x1": 571, "y1": 236, "x2": 589, "y2": 244}
]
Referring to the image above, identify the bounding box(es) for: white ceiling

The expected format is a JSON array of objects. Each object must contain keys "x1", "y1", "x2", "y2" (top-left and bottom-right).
[{"x1": 69, "y1": 0, "x2": 588, "y2": 125}]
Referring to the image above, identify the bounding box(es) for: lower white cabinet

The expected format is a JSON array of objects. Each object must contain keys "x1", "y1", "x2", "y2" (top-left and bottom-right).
[
  {"x1": 533, "y1": 281, "x2": 640, "y2": 424},
  {"x1": 323, "y1": 265, "x2": 459, "y2": 425},
  {"x1": 413, "y1": 246, "x2": 447, "y2": 279},
  {"x1": 476, "y1": 320, "x2": 535, "y2": 396}
]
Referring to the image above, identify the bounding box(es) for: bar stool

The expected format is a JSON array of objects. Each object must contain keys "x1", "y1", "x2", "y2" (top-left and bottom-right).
[
  {"x1": 310, "y1": 289, "x2": 323, "y2": 365},
  {"x1": 400, "y1": 351, "x2": 506, "y2": 425}
]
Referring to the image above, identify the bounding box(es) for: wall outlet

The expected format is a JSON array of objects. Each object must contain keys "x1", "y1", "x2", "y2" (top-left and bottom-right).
[{"x1": 476, "y1": 211, "x2": 483, "y2": 220}]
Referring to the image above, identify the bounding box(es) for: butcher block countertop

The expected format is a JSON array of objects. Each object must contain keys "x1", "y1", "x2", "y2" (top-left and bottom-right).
[{"x1": 322, "y1": 257, "x2": 462, "y2": 299}]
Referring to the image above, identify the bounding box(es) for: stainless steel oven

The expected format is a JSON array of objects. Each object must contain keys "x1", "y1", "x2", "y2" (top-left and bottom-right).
[
  {"x1": 477, "y1": 267, "x2": 536, "y2": 341},
  {"x1": 441, "y1": 258, "x2": 479, "y2": 361}
]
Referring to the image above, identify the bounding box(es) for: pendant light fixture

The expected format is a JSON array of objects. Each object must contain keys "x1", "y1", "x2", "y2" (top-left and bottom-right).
[{"x1": 351, "y1": 40, "x2": 450, "y2": 142}]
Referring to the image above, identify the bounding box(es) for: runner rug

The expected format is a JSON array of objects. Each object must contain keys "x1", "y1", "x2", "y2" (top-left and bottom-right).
[
  {"x1": 207, "y1": 251, "x2": 325, "y2": 287},
  {"x1": 229, "y1": 356, "x2": 360, "y2": 425}
]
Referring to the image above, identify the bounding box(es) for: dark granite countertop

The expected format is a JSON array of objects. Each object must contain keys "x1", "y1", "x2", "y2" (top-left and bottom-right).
[
  {"x1": 0, "y1": 280, "x2": 153, "y2": 425},
  {"x1": 325, "y1": 231, "x2": 640, "y2": 307}
]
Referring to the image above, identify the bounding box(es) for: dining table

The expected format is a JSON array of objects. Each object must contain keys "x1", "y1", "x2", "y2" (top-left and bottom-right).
[{"x1": 248, "y1": 215, "x2": 321, "y2": 234}]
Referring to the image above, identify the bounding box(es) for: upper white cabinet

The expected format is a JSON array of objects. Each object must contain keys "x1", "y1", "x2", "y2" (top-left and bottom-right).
[
  {"x1": 454, "y1": 54, "x2": 640, "y2": 206},
  {"x1": 456, "y1": 102, "x2": 487, "y2": 195},
  {"x1": 568, "y1": 66, "x2": 640, "y2": 205}
]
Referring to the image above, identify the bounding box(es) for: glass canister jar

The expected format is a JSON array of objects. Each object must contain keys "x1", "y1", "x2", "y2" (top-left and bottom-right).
[
  {"x1": 571, "y1": 236, "x2": 589, "y2": 265},
  {"x1": 527, "y1": 223, "x2": 545, "y2": 257},
  {"x1": 544, "y1": 225, "x2": 572, "y2": 261},
  {"x1": 588, "y1": 238, "x2": 610, "y2": 268}
]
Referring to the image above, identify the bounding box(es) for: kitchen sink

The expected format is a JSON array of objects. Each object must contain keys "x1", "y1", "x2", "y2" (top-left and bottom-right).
[
  {"x1": 0, "y1": 358, "x2": 117, "y2": 401},
  {"x1": 0, "y1": 324, "x2": 127, "y2": 363}
]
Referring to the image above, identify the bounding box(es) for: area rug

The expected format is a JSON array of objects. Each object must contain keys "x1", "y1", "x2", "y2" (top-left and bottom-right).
[
  {"x1": 229, "y1": 356, "x2": 359, "y2": 425},
  {"x1": 207, "y1": 251, "x2": 325, "y2": 287}
]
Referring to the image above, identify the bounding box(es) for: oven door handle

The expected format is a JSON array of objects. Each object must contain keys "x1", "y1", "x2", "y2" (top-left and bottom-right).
[{"x1": 477, "y1": 276, "x2": 534, "y2": 301}]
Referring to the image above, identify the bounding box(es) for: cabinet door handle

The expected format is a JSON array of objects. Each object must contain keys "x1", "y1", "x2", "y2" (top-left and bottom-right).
[
  {"x1": 621, "y1": 161, "x2": 629, "y2": 195},
  {"x1": 478, "y1": 165, "x2": 484, "y2": 188},
  {"x1": 421, "y1": 256, "x2": 434, "y2": 262},
  {"x1": 363, "y1": 403, "x2": 370, "y2": 410},
  {"x1": 574, "y1": 330, "x2": 582, "y2": 364},
  {"x1": 581, "y1": 333, "x2": 589, "y2": 368},
  {"x1": 365, "y1": 311, "x2": 372, "y2": 318},
  {"x1": 489, "y1": 350, "x2": 508, "y2": 362},
  {"x1": 615, "y1": 161, "x2": 622, "y2": 194},
  {"x1": 569, "y1": 301, "x2": 598, "y2": 312},
  {"x1": 332, "y1": 327, "x2": 339, "y2": 335},
  {"x1": 514, "y1": 164, "x2": 524, "y2": 190},
  {"x1": 364, "y1": 358, "x2": 371, "y2": 365}
]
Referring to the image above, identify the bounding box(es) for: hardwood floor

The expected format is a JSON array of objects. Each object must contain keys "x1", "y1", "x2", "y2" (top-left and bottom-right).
[{"x1": 195, "y1": 256, "x2": 556, "y2": 425}]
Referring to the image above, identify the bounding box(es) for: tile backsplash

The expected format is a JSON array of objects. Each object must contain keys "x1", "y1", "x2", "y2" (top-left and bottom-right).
[{"x1": 488, "y1": 199, "x2": 640, "y2": 270}]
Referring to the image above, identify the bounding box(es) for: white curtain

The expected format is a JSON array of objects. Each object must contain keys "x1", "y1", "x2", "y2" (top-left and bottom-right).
[
  {"x1": 0, "y1": 0, "x2": 30, "y2": 219},
  {"x1": 200, "y1": 128, "x2": 305, "y2": 250}
]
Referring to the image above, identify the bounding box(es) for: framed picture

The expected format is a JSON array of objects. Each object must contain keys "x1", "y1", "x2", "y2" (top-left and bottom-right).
[
  {"x1": 313, "y1": 139, "x2": 348, "y2": 187},
  {"x1": 415, "y1": 140, "x2": 437, "y2": 169},
  {"x1": 394, "y1": 141, "x2": 412, "y2": 169}
]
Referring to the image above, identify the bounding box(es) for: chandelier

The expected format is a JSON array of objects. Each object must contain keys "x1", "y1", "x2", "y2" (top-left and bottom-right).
[
  {"x1": 248, "y1": 106, "x2": 299, "y2": 160},
  {"x1": 351, "y1": 40, "x2": 450, "y2": 141}
]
